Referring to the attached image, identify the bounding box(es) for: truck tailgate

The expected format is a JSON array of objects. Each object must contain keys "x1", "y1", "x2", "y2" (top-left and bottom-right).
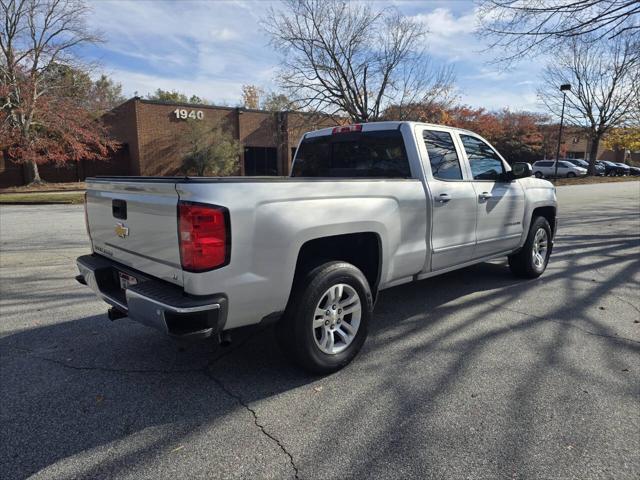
[{"x1": 86, "y1": 179, "x2": 183, "y2": 286}]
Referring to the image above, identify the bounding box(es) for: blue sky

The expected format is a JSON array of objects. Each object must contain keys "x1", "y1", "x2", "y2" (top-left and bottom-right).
[{"x1": 79, "y1": 0, "x2": 546, "y2": 112}]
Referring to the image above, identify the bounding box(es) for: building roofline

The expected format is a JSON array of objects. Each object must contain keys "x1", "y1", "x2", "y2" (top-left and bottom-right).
[
  {"x1": 112, "y1": 97, "x2": 342, "y2": 118},
  {"x1": 126, "y1": 97, "x2": 288, "y2": 115}
]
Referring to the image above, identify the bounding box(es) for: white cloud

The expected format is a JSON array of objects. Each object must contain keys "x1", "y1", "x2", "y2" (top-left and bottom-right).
[
  {"x1": 416, "y1": 7, "x2": 477, "y2": 37},
  {"x1": 86, "y1": 0, "x2": 279, "y2": 104},
  {"x1": 412, "y1": 7, "x2": 478, "y2": 59},
  {"x1": 459, "y1": 87, "x2": 540, "y2": 111},
  {"x1": 107, "y1": 68, "x2": 245, "y2": 105},
  {"x1": 210, "y1": 27, "x2": 240, "y2": 42},
  {"x1": 86, "y1": 0, "x2": 549, "y2": 112}
]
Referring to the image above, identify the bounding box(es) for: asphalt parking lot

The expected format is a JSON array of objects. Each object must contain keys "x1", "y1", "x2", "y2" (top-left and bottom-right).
[{"x1": 1, "y1": 182, "x2": 639, "y2": 479}]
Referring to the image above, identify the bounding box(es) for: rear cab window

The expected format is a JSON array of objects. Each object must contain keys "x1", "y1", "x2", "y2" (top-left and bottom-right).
[
  {"x1": 291, "y1": 130, "x2": 412, "y2": 178},
  {"x1": 423, "y1": 130, "x2": 463, "y2": 180}
]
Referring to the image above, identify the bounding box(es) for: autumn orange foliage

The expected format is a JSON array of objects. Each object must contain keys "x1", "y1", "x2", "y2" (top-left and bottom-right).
[
  {"x1": 1, "y1": 74, "x2": 119, "y2": 169},
  {"x1": 384, "y1": 103, "x2": 552, "y2": 163}
]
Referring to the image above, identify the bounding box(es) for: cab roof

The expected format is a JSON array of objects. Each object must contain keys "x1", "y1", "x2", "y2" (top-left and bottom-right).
[{"x1": 303, "y1": 121, "x2": 477, "y2": 139}]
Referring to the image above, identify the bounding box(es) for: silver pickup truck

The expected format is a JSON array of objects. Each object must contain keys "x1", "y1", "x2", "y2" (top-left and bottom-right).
[{"x1": 76, "y1": 121, "x2": 557, "y2": 373}]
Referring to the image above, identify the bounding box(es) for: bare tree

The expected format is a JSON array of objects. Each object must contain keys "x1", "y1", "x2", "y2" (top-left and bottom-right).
[
  {"x1": 146, "y1": 89, "x2": 206, "y2": 105},
  {"x1": 1, "y1": 0, "x2": 99, "y2": 183},
  {"x1": 88, "y1": 74, "x2": 126, "y2": 115},
  {"x1": 538, "y1": 34, "x2": 639, "y2": 173},
  {"x1": 241, "y1": 84, "x2": 262, "y2": 109},
  {"x1": 477, "y1": 0, "x2": 640, "y2": 62},
  {"x1": 262, "y1": 91, "x2": 297, "y2": 112},
  {"x1": 263, "y1": 0, "x2": 454, "y2": 122}
]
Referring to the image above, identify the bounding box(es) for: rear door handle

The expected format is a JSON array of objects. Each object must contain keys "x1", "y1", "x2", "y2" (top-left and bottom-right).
[
  {"x1": 437, "y1": 193, "x2": 451, "y2": 203},
  {"x1": 479, "y1": 192, "x2": 493, "y2": 200}
]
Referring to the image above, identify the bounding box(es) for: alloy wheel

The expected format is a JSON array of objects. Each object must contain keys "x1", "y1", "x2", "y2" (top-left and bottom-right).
[
  {"x1": 312, "y1": 283, "x2": 362, "y2": 355},
  {"x1": 532, "y1": 228, "x2": 548, "y2": 270}
]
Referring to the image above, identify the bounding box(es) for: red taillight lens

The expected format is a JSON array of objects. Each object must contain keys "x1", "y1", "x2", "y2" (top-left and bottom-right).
[{"x1": 178, "y1": 202, "x2": 229, "y2": 272}]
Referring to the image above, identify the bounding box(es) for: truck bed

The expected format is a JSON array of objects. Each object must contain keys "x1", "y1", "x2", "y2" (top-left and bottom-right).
[{"x1": 84, "y1": 175, "x2": 428, "y2": 329}]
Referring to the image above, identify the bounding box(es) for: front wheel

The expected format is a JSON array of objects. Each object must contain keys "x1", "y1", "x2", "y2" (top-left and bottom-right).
[
  {"x1": 508, "y1": 216, "x2": 552, "y2": 278},
  {"x1": 534, "y1": 171, "x2": 543, "y2": 178},
  {"x1": 277, "y1": 261, "x2": 373, "y2": 374},
  {"x1": 567, "y1": 172, "x2": 576, "y2": 178}
]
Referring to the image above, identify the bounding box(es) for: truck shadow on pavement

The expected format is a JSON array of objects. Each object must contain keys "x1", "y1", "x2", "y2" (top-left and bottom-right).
[{"x1": 2, "y1": 230, "x2": 639, "y2": 479}]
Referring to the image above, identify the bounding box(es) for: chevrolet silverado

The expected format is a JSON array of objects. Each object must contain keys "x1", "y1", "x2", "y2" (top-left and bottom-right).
[{"x1": 76, "y1": 121, "x2": 557, "y2": 373}]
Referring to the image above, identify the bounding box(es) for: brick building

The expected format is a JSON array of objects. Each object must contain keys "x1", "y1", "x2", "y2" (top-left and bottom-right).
[
  {"x1": 4, "y1": 98, "x2": 635, "y2": 188},
  {"x1": 564, "y1": 129, "x2": 640, "y2": 163},
  {"x1": 0, "y1": 98, "x2": 338, "y2": 187}
]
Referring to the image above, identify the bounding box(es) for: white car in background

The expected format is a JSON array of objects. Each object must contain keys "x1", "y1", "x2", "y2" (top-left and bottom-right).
[{"x1": 532, "y1": 160, "x2": 588, "y2": 178}]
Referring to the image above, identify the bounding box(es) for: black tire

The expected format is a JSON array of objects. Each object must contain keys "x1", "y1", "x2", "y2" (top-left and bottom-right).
[
  {"x1": 277, "y1": 261, "x2": 373, "y2": 374},
  {"x1": 534, "y1": 171, "x2": 543, "y2": 178},
  {"x1": 508, "y1": 216, "x2": 552, "y2": 279},
  {"x1": 567, "y1": 172, "x2": 576, "y2": 178}
]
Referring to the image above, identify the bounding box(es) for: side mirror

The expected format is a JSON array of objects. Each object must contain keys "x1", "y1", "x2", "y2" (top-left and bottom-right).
[{"x1": 511, "y1": 162, "x2": 532, "y2": 179}]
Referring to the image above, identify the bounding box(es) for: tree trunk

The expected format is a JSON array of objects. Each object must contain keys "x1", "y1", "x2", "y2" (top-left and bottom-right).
[
  {"x1": 25, "y1": 160, "x2": 43, "y2": 184},
  {"x1": 587, "y1": 136, "x2": 601, "y2": 176}
]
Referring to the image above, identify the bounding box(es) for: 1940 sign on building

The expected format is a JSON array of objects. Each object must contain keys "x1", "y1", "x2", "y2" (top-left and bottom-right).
[{"x1": 173, "y1": 108, "x2": 204, "y2": 120}]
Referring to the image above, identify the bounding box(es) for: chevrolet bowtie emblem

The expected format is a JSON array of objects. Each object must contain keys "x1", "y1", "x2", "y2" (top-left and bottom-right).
[{"x1": 115, "y1": 223, "x2": 129, "y2": 238}]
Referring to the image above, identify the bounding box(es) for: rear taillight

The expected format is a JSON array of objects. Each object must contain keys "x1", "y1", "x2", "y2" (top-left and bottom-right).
[
  {"x1": 84, "y1": 192, "x2": 91, "y2": 239},
  {"x1": 178, "y1": 201, "x2": 230, "y2": 272}
]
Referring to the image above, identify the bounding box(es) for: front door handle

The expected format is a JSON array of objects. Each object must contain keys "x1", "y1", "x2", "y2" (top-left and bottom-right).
[
  {"x1": 437, "y1": 193, "x2": 451, "y2": 203},
  {"x1": 479, "y1": 192, "x2": 493, "y2": 200}
]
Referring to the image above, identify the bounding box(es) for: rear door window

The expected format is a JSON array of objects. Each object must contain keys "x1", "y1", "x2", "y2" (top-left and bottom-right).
[
  {"x1": 292, "y1": 130, "x2": 411, "y2": 178},
  {"x1": 423, "y1": 130, "x2": 463, "y2": 180}
]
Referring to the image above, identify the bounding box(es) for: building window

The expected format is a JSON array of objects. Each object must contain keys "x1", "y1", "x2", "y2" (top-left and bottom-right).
[{"x1": 244, "y1": 147, "x2": 278, "y2": 176}]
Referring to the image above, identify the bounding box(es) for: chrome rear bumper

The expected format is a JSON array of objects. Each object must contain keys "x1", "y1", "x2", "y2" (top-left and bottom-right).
[{"x1": 76, "y1": 254, "x2": 227, "y2": 338}]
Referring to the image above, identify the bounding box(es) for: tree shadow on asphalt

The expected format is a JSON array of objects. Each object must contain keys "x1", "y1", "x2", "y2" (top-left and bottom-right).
[{"x1": 1, "y1": 220, "x2": 639, "y2": 478}]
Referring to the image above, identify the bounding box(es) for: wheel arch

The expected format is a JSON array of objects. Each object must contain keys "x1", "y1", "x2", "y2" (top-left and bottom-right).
[
  {"x1": 532, "y1": 205, "x2": 557, "y2": 237},
  {"x1": 290, "y1": 232, "x2": 382, "y2": 302}
]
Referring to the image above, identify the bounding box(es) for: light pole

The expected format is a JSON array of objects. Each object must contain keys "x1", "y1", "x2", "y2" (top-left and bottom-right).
[{"x1": 553, "y1": 83, "x2": 571, "y2": 181}]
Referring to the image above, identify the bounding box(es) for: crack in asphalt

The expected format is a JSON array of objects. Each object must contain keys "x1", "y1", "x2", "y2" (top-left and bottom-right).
[
  {"x1": 486, "y1": 302, "x2": 640, "y2": 345},
  {"x1": 610, "y1": 292, "x2": 640, "y2": 315},
  {"x1": 203, "y1": 369, "x2": 301, "y2": 479},
  {"x1": 4, "y1": 328, "x2": 301, "y2": 479},
  {"x1": 199, "y1": 329, "x2": 301, "y2": 479},
  {"x1": 593, "y1": 267, "x2": 640, "y2": 315},
  {"x1": 4, "y1": 345, "x2": 206, "y2": 374}
]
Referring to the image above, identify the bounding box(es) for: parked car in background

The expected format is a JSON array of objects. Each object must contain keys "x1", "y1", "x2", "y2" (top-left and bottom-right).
[
  {"x1": 628, "y1": 166, "x2": 640, "y2": 176},
  {"x1": 532, "y1": 160, "x2": 587, "y2": 178},
  {"x1": 565, "y1": 158, "x2": 605, "y2": 176},
  {"x1": 595, "y1": 161, "x2": 610, "y2": 176},
  {"x1": 601, "y1": 161, "x2": 626, "y2": 176},
  {"x1": 613, "y1": 162, "x2": 631, "y2": 175}
]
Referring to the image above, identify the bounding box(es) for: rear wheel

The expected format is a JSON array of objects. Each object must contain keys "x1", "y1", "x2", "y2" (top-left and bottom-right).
[
  {"x1": 508, "y1": 216, "x2": 552, "y2": 278},
  {"x1": 277, "y1": 261, "x2": 372, "y2": 374}
]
